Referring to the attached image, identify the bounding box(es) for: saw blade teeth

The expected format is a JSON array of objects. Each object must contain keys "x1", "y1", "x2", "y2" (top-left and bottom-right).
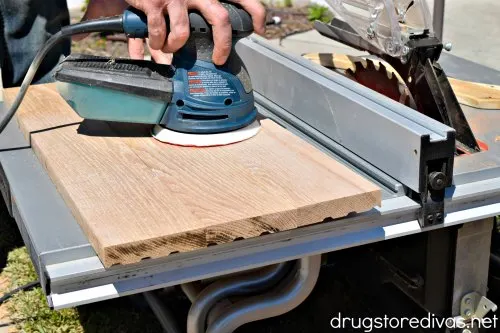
[
  {"x1": 378, "y1": 63, "x2": 391, "y2": 79},
  {"x1": 398, "y1": 83, "x2": 405, "y2": 95},
  {"x1": 366, "y1": 59, "x2": 376, "y2": 71},
  {"x1": 391, "y1": 73, "x2": 398, "y2": 84},
  {"x1": 343, "y1": 57, "x2": 416, "y2": 109},
  {"x1": 354, "y1": 61, "x2": 365, "y2": 72},
  {"x1": 346, "y1": 68, "x2": 355, "y2": 77}
]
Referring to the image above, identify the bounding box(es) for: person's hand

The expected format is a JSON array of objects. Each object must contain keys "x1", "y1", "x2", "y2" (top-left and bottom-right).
[
  {"x1": 77, "y1": 0, "x2": 176, "y2": 63},
  {"x1": 77, "y1": 0, "x2": 266, "y2": 65},
  {"x1": 125, "y1": 0, "x2": 266, "y2": 65}
]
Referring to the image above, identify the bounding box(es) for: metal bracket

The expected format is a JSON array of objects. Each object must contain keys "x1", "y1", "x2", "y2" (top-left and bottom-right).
[
  {"x1": 412, "y1": 155, "x2": 452, "y2": 227},
  {"x1": 415, "y1": 184, "x2": 445, "y2": 227},
  {"x1": 415, "y1": 59, "x2": 480, "y2": 154},
  {"x1": 460, "y1": 292, "x2": 497, "y2": 320},
  {"x1": 456, "y1": 292, "x2": 497, "y2": 331}
]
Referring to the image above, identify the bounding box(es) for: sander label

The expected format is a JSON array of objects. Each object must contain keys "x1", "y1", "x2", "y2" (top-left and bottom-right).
[{"x1": 187, "y1": 70, "x2": 238, "y2": 99}]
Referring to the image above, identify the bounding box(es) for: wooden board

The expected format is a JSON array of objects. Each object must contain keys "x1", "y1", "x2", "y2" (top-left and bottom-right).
[
  {"x1": 4, "y1": 84, "x2": 381, "y2": 267},
  {"x1": 301, "y1": 53, "x2": 358, "y2": 71},
  {"x1": 303, "y1": 53, "x2": 500, "y2": 110},
  {"x1": 448, "y1": 78, "x2": 500, "y2": 110}
]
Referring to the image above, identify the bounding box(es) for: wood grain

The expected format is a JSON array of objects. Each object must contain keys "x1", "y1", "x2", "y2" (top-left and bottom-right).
[
  {"x1": 448, "y1": 78, "x2": 500, "y2": 110},
  {"x1": 5, "y1": 84, "x2": 381, "y2": 267},
  {"x1": 303, "y1": 53, "x2": 500, "y2": 110},
  {"x1": 301, "y1": 53, "x2": 358, "y2": 71}
]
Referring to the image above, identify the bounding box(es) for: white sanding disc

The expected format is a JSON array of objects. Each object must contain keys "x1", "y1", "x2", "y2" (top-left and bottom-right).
[{"x1": 152, "y1": 120, "x2": 261, "y2": 147}]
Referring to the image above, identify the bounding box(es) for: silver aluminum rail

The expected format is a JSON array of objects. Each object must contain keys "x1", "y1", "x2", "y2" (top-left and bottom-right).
[{"x1": 237, "y1": 36, "x2": 456, "y2": 194}]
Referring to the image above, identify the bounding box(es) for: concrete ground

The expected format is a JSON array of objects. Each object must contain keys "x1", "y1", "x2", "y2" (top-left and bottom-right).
[{"x1": 275, "y1": 0, "x2": 500, "y2": 72}]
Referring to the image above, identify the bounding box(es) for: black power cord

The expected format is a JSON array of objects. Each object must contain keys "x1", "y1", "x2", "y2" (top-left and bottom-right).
[
  {"x1": 0, "y1": 280, "x2": 40, "y2": 305},
  {"x1": 0, "y1": 280, "x2": 40, "y2": 328},
  {"x1": 0, "y1": 16, "x2": 125, "y2": 135}
]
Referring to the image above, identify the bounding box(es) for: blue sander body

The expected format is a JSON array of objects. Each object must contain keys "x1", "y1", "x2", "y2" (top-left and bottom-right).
[{"x1": 53, "y1": 3, "x2": 260, "y2": 146}]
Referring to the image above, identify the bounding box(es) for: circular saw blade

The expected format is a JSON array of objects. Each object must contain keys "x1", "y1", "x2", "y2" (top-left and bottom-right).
[{"x1": 345, "y1": 59, "x2": 417, "y2": 109}]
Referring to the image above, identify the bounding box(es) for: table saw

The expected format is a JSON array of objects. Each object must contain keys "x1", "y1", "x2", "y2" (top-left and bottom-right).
[
  {"x1": 0, "y1": 34, "x2": 498, "y2": 316},
  {"x1": 0, "y1": 2, "x2": 499, "y2": 332}
]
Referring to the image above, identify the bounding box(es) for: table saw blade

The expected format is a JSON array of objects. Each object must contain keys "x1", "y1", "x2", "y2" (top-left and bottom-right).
[{"x1": 345, "y1": 59, "x2": 417, "y2": 109}]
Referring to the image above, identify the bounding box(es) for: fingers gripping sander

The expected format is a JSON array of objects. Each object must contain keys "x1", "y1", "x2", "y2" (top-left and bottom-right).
[{"x1": 54, "y1": 3, "x2": 260, "y2": 146}]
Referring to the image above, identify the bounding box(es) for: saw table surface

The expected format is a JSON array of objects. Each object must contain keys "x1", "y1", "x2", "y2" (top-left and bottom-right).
[{"x1": 4, "y1": 84, "x2": 380, "y2": 267}]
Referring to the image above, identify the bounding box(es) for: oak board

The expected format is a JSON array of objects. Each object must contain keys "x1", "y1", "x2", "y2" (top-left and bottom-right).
[{"x1": 5, "y1": 84, "x2": 381, "y2": 267}]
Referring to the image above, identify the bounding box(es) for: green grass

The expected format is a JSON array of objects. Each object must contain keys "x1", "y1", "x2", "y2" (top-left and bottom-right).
[
  {"x1": 4, "y1": 249, "x2": 83, "y2": 332},
  {"x1": 0, "y1": 205, "x2": 164, "y2": 333},
  {"x1": 307, "y1": 4, "x2": 334, "y2": 23},
  {"x1": 1, "y1": 246, "x2": 164, "y2": 332},
  {"x1": 4, "y1": 248, "x2": 37, "y2": 287}
]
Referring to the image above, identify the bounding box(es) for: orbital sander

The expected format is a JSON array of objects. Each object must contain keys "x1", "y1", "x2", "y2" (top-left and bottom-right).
[{"x1": 0, "y1": 2, "x2": 260, "y2": 147}]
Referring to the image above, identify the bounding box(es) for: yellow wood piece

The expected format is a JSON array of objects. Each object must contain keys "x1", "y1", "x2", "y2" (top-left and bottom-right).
[{"x1": 448, "y1": 78, "x2": 500, "y2": 110}]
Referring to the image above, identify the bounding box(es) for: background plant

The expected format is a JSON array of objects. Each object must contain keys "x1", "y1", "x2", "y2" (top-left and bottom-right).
[{"x1": 307, "y1": 4, "x2": 334, "y2": 23}]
